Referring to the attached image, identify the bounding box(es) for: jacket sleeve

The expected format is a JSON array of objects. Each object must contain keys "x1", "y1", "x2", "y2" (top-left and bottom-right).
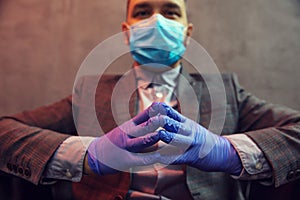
[
  {"x1": 232, "y1": 74, "x2": 300, "y2": 187},
  {"x1": 0, "y1": 96, "x2": 76, "y2": 185}
]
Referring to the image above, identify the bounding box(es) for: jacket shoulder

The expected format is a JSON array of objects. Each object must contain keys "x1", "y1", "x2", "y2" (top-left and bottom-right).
[{"x1": 189, "y1": 72, "x2": 237, "y2": 83}]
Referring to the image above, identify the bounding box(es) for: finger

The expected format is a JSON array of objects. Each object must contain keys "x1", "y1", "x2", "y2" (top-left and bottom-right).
[
  {"x1": 132, "y1": 102, "x2": 184, "y2": 125},
  {"x1": 158, "y1": 130, "x2": 193, "y2": 150},
  {"x1": 158, "y1": 129, "x2": 175, "y2": 144},
  {"x1": 126, "y1": 132, "x2": 160, "y2": 152},
  {"x1": 126, "y1": 115, "x2": 164, "y2": 137},
  {"x1": 161, "y1": 116, "x2": 182, "y2": 133},
  {"x1": 128, "y1": 115, "x2": 176, "y2": 137},
  {"x1": 160, "y1": 103, "x2": 184, "y2": 122},
  {"x1": 138, "y1": 115, "x2": 187, "y2": 135},
  {"x1": 132, "y1": 102, "x2": 163, "y2": 125},
  {"x1": 130, "y1": 114, "x2": 188, "y2": 138}
]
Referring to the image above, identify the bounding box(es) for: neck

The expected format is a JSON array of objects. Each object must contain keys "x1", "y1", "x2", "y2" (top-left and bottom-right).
[{"x1": 133, "y1": 60, "x2": 181, "y2": 73}]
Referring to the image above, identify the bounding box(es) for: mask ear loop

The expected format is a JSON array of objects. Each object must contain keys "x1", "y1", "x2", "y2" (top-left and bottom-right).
[
  {"x1": 183, "y1": 25, "x2": 193, "y2": 47},
  {"x1": 121, "y1": 22, "x2": 131, "y2": 45},
  {"x1": 181, "y1": 27, "x2": 187, "y2": 47}
]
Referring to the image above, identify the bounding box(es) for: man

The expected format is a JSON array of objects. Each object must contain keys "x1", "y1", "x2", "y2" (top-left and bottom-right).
[{"x1": 0, "y1": 0, "x2": 299, "y2": 199}]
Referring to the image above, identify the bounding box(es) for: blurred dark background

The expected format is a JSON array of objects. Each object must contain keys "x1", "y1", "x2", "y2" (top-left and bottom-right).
[{"x1": 0, "y1": 0, "x2": 299, "y2": 115}]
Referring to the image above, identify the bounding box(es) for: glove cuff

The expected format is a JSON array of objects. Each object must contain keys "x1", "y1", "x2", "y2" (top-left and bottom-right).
[
  {"x1": 87, "y1": 149, "x2": 101, "y2": 175},
  {"x1": 87, "y1": 138, "x2": 103, "y2": 175},
  {"x1": 222, "y1": 137, "x2": 243, "y2": 175}
]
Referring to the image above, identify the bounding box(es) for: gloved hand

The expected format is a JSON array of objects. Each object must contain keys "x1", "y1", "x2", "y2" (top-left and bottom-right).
[
  {"x1": 157, "y1": 103, "x2": 242, "y2": 175},
  {"x1": 87, "y1": 102, "x2": 167, "y2": 175}
]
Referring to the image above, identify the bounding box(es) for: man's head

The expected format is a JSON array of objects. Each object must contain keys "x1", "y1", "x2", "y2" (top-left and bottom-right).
[{"x1": 123, "y1": 0, "x2": 193, "y2": 68}]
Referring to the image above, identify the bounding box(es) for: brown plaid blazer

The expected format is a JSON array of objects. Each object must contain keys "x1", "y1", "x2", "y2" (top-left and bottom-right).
[{"x1": 0, "y1": 70, "x2": 299, "y2": 200}]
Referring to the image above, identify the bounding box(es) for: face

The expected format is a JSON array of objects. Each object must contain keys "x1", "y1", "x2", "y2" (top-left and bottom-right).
[{"x1": 123, "y1": 0, "x2": 193, "y2": 38}]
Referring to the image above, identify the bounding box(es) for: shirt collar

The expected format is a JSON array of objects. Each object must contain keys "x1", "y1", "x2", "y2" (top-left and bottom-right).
[{"x1": 134, "y1": 64, "x2": 182, "y2": 89}]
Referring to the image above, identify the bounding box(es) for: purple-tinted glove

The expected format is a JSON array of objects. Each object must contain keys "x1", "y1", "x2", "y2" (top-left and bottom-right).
[
  {"x1": 157, "y1": 103, "x2": 242, "y2": 175},
  {"x1": 87, "y1": 103, "x2": 167, "y2": 175}
]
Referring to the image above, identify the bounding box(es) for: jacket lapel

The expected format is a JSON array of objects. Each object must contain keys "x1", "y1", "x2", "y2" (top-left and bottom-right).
[
  {"x1": 110, "y1": 70, "x2": 138, "y2": 125},
  {"x1": 176, "y1": 69, "x2": 202, "y2": 123}
]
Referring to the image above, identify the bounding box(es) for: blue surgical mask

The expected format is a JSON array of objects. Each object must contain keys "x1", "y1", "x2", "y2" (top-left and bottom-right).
[{"x1": 129, "y1": 14, "x2": 186, "y2": 67}]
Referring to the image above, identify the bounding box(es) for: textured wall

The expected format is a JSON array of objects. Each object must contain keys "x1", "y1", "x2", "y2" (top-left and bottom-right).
[{"x1": 0, "y1": 0, "x2": 299, "y2": 116}]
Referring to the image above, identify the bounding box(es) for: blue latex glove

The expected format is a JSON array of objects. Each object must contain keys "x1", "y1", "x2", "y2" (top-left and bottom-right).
[
  {"x1": 157, "y1": 103, "x2": 242, "y2": 175},
  {"x1": 87, "y1": 103, "x2": 167, "y2": 175}
]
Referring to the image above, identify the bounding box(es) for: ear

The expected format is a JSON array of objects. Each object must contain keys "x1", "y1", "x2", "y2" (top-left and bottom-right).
[
  {"x1": 184, "y1": 23, "x2": 193, "y2": 46},
  {"x1": 122, "y1": 22, "x2": 131, "y2": 45}
]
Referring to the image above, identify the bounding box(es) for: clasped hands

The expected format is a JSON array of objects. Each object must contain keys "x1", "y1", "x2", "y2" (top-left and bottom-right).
[{"x1": 87, "y1": 102, "x2": 242, "y2": 176}]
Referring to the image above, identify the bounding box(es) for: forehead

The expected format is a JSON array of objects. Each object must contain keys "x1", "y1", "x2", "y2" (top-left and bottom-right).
[{"x1": 128, "y1": 0, "x2": 186, "y2": 10}]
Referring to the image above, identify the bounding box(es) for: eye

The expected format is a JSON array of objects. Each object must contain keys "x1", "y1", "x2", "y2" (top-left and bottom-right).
[
  {"x1": 133, "y1": 9, "x2": 152, "y2": 19},
  {"x1": 137, "y1": 11, "x2": 150, "y2": 17},
  {"x1": 163, "y1": 9, "x2": 181, "y2": 19}
]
